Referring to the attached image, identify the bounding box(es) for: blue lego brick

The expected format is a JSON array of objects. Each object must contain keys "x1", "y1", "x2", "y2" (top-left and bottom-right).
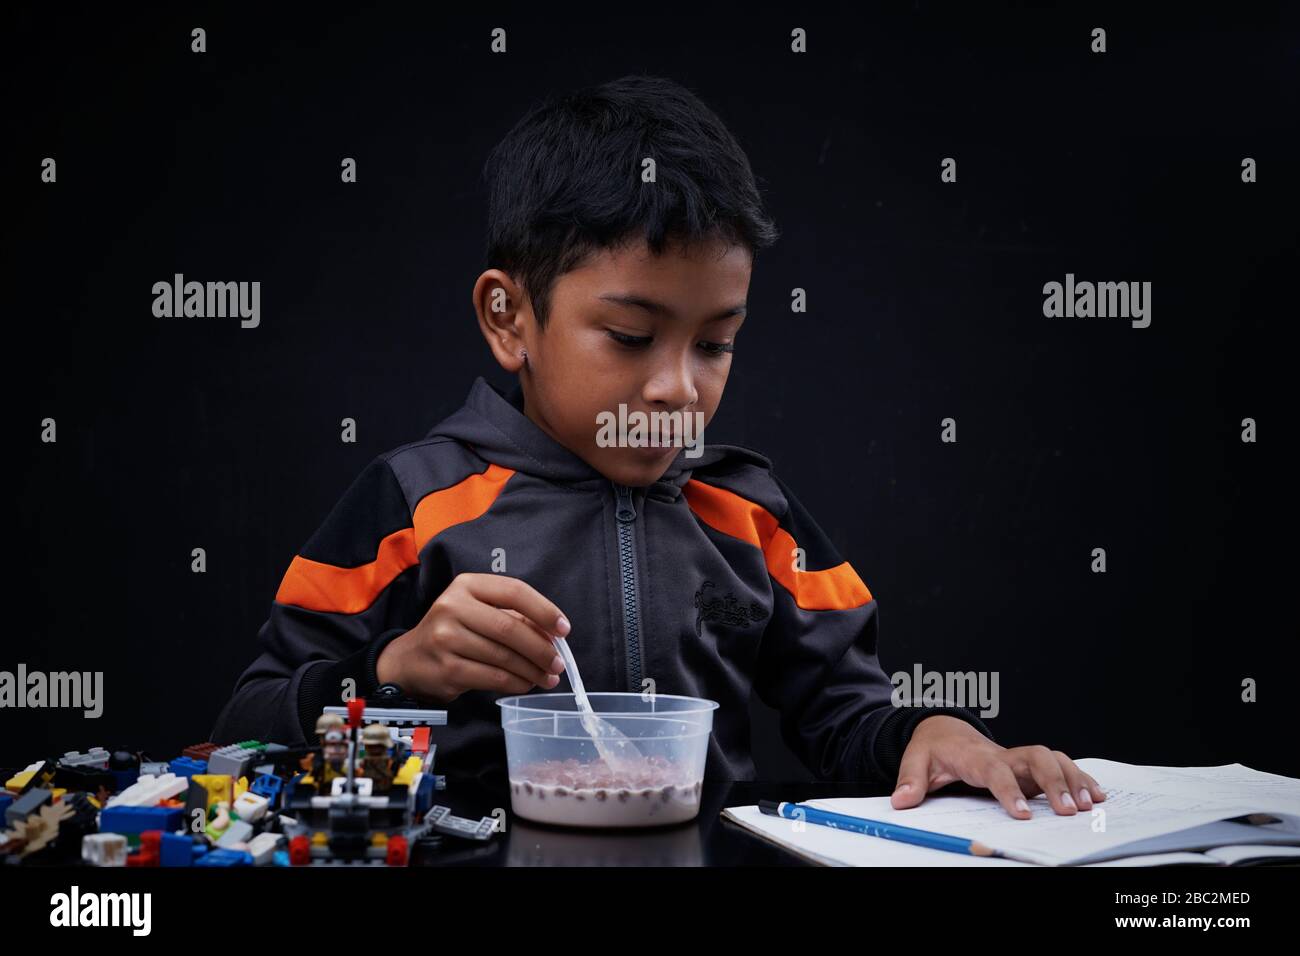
[
  {"x1": 111, "y1": 768, "x2": 140, "y2": 792},
  {"x1": 160, "y1": 832, "x2": 196, "y2": 867},
  {"x1": 168, "y1": 756, "x2": 208, "y2": 778},
  {"x1": 414, "y1": 774, "x2": 436, "y2": 816},
  {"x1": 194, "y1": 848, "x2": 253, "y2": 867},
  {"x1": 250, "y1": 773, "x2": 282, "y2": 804},
  {"x1": 99, "y1": 804, "x2": 184, "y2": 836},
  {"x1": 284, "y1": 773, "x2": 305, "y2": 804}
]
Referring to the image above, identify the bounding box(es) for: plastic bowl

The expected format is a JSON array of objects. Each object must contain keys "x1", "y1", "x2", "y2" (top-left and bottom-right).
[{"x1": 496, "y1": 692, "x2": 719, "y2": 828}]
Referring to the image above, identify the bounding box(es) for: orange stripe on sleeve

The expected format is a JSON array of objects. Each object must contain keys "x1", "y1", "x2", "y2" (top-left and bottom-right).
[
  {"x1": 412, "y1": 463, "x2": 515, "y2": 553},
  {"x1": 275, "y1": 464, "x2": 515, "y2": 614},
  {"x1": 682, "y1": 479, "x2": 872, "y2": 612},
  {"x1": 275, "y1": 529, "x2": 419, "y2": 615}
]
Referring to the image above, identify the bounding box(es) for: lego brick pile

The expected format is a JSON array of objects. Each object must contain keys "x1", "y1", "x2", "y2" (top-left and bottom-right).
[
  {"x1": 0, "y1": 701, "x2": 471, "y2": 867},
  {"x1": 4, "y1": 743, "x2": 301, "y2": 867}
]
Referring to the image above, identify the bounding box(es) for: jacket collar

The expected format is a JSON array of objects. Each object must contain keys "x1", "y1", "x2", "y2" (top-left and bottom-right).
[{"x1": 426, "y1": 376, "x2": 770, "y2": 502}]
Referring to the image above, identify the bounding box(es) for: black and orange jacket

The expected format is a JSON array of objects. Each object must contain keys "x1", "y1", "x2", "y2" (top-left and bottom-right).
[{"x1": 211, "y1": 377, "x2": 994, "y2": 784}]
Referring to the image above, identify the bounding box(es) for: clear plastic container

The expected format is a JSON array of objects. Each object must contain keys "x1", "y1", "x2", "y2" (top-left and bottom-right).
[{"x1": 496, "y1": 692, "x2": 719, "y2": 828}]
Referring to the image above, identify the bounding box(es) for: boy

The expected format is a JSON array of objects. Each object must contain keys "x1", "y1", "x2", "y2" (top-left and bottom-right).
[{"x1": 212, "y1": 75, "x2": 1104, "y2": 819}]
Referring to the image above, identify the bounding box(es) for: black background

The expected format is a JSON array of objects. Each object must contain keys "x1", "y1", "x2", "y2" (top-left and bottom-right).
[{"x1": 9, "y1": 3, "x2": 1298, "y2": 782}]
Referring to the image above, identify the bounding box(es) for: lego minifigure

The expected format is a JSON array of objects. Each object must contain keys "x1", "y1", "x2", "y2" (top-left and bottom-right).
[
  {"x1": 309, "y1": 713, "x2": 347, "y2": 785},
  {"x1": 360, "y1": 724, "x2": 394, "y2": 792},
  {"x1": 318, "y1": 728, "x2": 348, "y2": 787}
]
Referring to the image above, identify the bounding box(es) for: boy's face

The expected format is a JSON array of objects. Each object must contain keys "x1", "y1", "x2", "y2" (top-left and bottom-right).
[{"x1": 477, "y1": 235, "x2": 750, "y2": 487}]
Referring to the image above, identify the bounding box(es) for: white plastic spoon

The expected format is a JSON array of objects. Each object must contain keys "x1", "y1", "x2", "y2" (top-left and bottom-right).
[{"x1": 551, "y1": 634, "x2": 645, "y2": 774}]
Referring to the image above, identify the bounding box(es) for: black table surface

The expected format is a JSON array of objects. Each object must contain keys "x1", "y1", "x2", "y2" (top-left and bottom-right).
[{"x1": 412, "y1": 772, "x2": 890, "y2": 866}]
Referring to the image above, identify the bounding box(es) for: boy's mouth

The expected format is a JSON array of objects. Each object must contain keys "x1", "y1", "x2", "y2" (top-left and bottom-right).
[{"x1": 628, "y1": 439, "x2": 681, "y2": 459}]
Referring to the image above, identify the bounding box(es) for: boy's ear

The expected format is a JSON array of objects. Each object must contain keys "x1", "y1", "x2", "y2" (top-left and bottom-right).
[{"x1": 473, "y1": 269, "x2": 529, "y2": 373}]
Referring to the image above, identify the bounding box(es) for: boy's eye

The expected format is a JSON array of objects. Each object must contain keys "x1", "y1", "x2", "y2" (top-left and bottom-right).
[
  {"x1": 607, "y1": 330, "x2": 652, "y2": 348},
  {"x1": 698, "y1": 341, "x2": 735, "y2": 356},
  {"x1": 605, "y1": 330, "x2": 736, "y2": 357}
]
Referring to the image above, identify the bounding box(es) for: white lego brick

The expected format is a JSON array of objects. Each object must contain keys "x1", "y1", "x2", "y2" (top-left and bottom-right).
[
  {"x1": 310, "y1": 794, "x2": 389, "y2": 809},
  {"x1": 82, "y1": 832, "x2": 128, "y2": 866},
  {"x1": 105, "y1": 772, "x2": 188, "y2": 808},
  {"x1": 246, "y1": 831, "x2": 285, "y2": 866},
  {"x1": 231, "y1": 790, "x2": 269, "y2": 822},
  {"x1": 330, "y1": 776, "x2": 373, "y2": 797}
]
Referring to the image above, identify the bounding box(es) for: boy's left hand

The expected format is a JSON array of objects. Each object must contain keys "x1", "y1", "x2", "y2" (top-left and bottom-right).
[{"x1": 890, "y1": 715, "x2": 1106, "y2": 819}]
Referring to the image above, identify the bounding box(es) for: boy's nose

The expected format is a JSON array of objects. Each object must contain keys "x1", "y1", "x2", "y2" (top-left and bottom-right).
[{"x1": 642, "y1": 365, "x2": 698, "y2": 410}]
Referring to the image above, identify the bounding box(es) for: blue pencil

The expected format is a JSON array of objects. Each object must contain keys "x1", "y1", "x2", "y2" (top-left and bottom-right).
[{"x1": 758, "y1": 799, "x2": 999, "y2": 858}]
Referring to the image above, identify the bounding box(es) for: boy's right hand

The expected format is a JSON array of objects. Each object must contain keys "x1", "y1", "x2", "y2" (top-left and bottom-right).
[{"x1": 375, "y1": 573, "x2": 570, "y2": 706}]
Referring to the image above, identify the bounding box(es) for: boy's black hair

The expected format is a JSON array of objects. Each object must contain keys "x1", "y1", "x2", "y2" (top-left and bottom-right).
[{"x1": 482, "y1": 74, "x2": 780, "y2": 330}]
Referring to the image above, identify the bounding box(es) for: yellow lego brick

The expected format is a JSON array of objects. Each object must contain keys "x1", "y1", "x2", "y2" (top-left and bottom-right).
[
  {"x1": 392, "y1": 756, "x2": 421, "y2": 788},
  {"x1": 192, "y1": 774, "x2": 233, "y2": 808}
]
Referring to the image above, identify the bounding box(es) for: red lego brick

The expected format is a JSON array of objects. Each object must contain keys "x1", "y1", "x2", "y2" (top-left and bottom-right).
[
  {"x1": 347, "y1": 698, "x2": 365, "y2": 728},
  {"x1": 127, "y1": 830, "x2": 162, "y2": 867},
  {"x1": 387, "y1": 835, "x2": 408, "y2": 866},
  {"x1": 411, "y1": 727, "x2": 431, "y2": 755}
]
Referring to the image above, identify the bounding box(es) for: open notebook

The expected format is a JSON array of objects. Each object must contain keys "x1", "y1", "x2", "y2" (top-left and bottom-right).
[{"x1": 721, "y1": 758, "x2": 1300, "y2": 866}]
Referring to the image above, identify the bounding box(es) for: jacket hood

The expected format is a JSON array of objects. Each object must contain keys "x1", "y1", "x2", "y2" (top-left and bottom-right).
[{"x1": 425, "y1": 376, "x2": 770, "y2": 502}]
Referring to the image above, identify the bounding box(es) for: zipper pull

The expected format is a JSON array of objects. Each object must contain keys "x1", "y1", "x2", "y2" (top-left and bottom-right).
[{"x1": 614, "y1": 483, "x2": 637, "y2": 522}]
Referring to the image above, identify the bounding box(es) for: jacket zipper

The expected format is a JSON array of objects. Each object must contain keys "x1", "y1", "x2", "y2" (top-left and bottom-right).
[{"x1": 612, "y1": 482, "x2": 643, "y2": 692}]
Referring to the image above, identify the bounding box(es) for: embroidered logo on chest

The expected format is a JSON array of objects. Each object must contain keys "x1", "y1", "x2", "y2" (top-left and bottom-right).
[{"x1": 693, "y1": 580, "x2": 767, "y2": 637}]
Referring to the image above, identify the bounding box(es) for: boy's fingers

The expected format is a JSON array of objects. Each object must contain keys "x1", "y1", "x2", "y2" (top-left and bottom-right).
[
  {"x1": 501, "y1": 607, "x2": 558, "y2": 644},
  {"x1": 455, "y1": 600, "x2": 565, "y2": 676},
  {"x1": 890, "y1": 748, "x2": 932, "y2": 809},
  {"x1": 463, "y1": 573, "x2": 570, "y2": 639},
  {"x1": 441, "y1": 654, "x2": 537, "y2": 697},
  {"x1": 1023, "y1": 747, "x2": 1076, "y2": 815},
  {"x1": 448, "y1": 624, "x2": 560, "y2": 690},
  {"x1": 501, "y1": 609, "x2": 571, "y2": 679},
  {"x1": 1082, "y1": 771, "x2": 1106, "y2": 802},
  {"x1": 982, "y1": 759, "x2": 1033, "y2": 819},
  {"x1": 1055, "y1": 752, "x2": 1097, "y2": 810}
]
